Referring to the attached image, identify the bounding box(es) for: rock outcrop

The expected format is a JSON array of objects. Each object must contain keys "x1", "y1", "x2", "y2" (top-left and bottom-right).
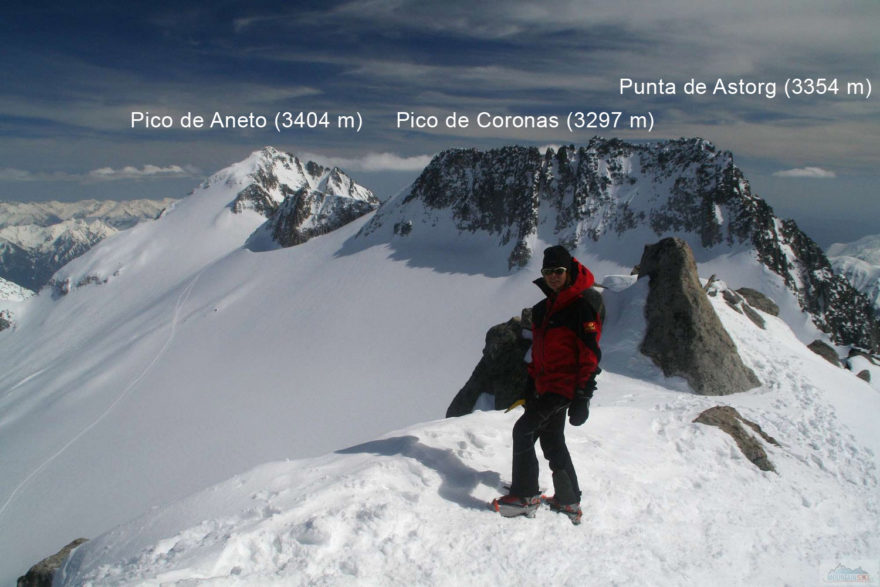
[
  {"x1": 639, "y1": 237, "x2": 761, "y2": 395},
  {"x1": 446, "y1": 312, "x2": 532, "y2": 416},
  {"x1": 808, "y1": 340, "x2": 841, "y2": 367},
  {"x1": 17, "y1": 538, "x2": 88, "y2": 587},
  {"x1": 694, "y1": 406, "x2": 780, "y2": 472}
]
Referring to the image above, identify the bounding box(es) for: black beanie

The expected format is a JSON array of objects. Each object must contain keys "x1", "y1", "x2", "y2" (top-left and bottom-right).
[{"x1": 542, "y1": 245, "x2": 572, "y2": 269}]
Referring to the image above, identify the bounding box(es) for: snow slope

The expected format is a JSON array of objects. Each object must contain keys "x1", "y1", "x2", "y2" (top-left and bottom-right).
[
  {"x1": 58, "y1": 277, "x2": 880, "y2": 585},
  {"x1": 0, "y1": 158, "x2": 536, "y2": 584},
  {"x1": 2, "y1": 147, "x2": 876, "y2": 585}
]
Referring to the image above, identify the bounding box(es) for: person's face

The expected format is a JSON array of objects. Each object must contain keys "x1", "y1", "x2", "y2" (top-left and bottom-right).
[{"x1": 542, "y1": 267, "x2": 568, "y2": 292}]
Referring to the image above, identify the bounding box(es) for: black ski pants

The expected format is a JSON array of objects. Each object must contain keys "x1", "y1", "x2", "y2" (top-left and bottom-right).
[{"x1": 509, "y1": 392, "x2": 581, "y2": 503}]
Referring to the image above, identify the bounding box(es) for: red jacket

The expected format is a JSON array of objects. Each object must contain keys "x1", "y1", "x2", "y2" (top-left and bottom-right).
[{"x1": 528, "y1": 258, "x2": 602, "y2": 399}]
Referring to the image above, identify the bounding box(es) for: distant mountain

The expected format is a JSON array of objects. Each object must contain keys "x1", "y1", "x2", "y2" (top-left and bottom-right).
[
  {"x1": 357, "y1": 138, "x2": 879, "y2": 350},
  {"x1": 0, "y1": 199, "x2": 175, "y2": 291},
  {"x1": 828, "y1": 235, "x2": 880, "y2": 315},
  {"x1": 227, "y1": 146, "x2": 379, "y2": 249}
]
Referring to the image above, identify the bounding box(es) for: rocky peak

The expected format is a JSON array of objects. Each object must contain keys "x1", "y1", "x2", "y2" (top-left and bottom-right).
[
  {"x1": 221, "y1": 148, "x2": 379, "y2": 250},
  {"x1": 229, "y1": 148, "x2": 377, "y2": 218},
  {"x1": 358, "y1": 137, "x2": 879, "y2": 350}
]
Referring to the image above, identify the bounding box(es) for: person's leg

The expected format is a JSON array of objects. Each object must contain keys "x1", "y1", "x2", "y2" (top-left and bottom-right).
[
  {"x1": 539, "y1": 410, "x2": 581, "y2": 504},
  {"x1": 509, "y1": 394, "x2": 569, "y2": 497}
]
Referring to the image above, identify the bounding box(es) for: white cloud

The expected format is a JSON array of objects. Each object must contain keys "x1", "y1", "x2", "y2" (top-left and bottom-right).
[
  {"x1": 87, "y1": 164, "x2": 199, "y2": 180},
  {"x1": 300, "y1": 152, "x2": 434, "y2": 172},
  {"x1": 0, "y1": 165, "x2": 200, "y2": 183},
  {"x1": 772, "y1": 167, "x2": 837, "y2": 179}
]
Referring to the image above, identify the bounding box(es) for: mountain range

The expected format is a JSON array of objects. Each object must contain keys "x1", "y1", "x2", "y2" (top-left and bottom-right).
[
  {"x1": 0, "y1": 198, "x2": 176, "y2": 291},
  {"x1": 1, "y1": 140, "x2": 878, "y2": 585}
]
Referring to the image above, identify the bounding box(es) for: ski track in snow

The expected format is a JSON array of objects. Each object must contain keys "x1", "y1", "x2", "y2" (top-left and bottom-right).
[{"x1": 0, "y1": 272, "x2": 202, "y2": 522}]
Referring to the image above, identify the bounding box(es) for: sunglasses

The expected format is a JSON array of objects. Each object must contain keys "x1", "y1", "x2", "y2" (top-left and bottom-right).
[{"x1": 541, "y1": 267, "x2": 568, "y2": 276}]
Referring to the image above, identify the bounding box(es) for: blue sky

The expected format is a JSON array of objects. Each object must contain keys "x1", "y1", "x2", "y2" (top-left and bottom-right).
[{"x1": 1, "y1": 0, "x2": 877, "y2": 246}]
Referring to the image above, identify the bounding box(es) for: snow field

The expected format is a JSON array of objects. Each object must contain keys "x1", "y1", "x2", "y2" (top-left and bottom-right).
[{"x1": 58, "y1": 280, "x2": 880, "y2": 586}]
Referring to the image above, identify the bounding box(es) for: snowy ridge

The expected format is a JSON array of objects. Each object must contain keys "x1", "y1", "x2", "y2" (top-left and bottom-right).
[
  {"x1": 0, "y1": 199, "x2": 174, "y2": 291},
  {"x1": 828, "y1": 235, "x2": 880, "y2": 314},
  {"x1": 0, "y1": 276, "x2": 34, "y2": 302},
  {"x1": 58, "y1": 279, "x2": 880, "y2": 585},
  {"x1": 0, "y1": 198, "x2": 175, "y2": 230}
]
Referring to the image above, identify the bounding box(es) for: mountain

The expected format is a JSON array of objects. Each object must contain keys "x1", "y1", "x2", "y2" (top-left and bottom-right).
[
  {"x1": 2, "y1": 140, "x2": 878, "y2": 585},
  {"x1": 0, "y1": 198, "x2": 175, "y2": 291},
  {"x1": 827, "y1": 235, "x2": 880, "y2": 315},
  {"x1": 227, "y1": 146, "x2": 379, "y2": 249},
  {"x1": 356, "y1": 138, "x2": 879, "y2": 350}
]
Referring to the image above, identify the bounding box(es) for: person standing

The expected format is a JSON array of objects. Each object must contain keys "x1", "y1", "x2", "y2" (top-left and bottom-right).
[{"x1": 493, "y1": 245, "x2": 603, "y2": 524}]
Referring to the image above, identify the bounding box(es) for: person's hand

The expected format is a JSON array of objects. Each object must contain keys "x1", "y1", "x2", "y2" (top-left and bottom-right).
[{"x1": 568, "y1": 393, "x2": 590, "y2": 426}]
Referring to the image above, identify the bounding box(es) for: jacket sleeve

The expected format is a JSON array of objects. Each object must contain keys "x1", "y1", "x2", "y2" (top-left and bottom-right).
[{"x1": 574, "y1": 298, "x2": 602, "y2": 389}]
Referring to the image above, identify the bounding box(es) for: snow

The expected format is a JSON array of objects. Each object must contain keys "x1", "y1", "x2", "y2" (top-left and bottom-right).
[
  {"x1": 2, "y1": 150, "x2": 878, "y2": 585},
  {"x1": 0, "y1": 277, "x2": 34, "y2": 302},
  {"x1": 57, "y1": 284, "x2": 880, "y2": 586}
]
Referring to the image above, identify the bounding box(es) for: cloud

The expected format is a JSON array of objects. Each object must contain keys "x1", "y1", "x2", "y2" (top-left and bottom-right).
[
  {"x1": 0, "y1": 165, "x2": 200, "y2": 183},
  {"x1": 87, "y1": 164, "x2": 200, "y2": 180},
  {"x1": 300, "y1": 152, "x2": 434, "y2": 172},
  {"x1": 772, "y1": 167, "x2": 837, "y2": 179}
]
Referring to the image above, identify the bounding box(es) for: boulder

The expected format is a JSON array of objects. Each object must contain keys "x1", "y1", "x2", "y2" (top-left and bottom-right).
[
  {"x1": 736, "y1": 287, "x2": 779, "y2": 316},
  {"x1": 446, "y1": 311, "x2": 532, "y2": 417},
  {"x1": 17, "y1": 538, "x2": 88, "y2": 587},
  {"x1": 807, "y1": 340, "x2": 841, "y2": 367},
  {"x1": 694, "y1": 406, "x2": 779, "y2": 472},
  {"x1": 638, "y1": 237, "x2": 761, "y2": 395}
]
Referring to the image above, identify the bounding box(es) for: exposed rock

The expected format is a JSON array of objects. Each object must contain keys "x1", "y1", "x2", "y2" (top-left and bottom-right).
[
  {"x1": 857, "y1": 370, "x2": 871, "y2": 382},
  {"x1": 268, "y1": 188, "x2": 378, "y2": 248},
  {"x1": 736, "y1": 287, "x2": 779, "y2": 316},
  {"x1": 446, "y1": 314, "x2": 532, "y2": 417},
  {"x1": 741, "y1": 304, "x2": 766, "y2": 329},
  {"x1": 694, "y1": 406, "x2": 779, "y2": 472},
  {"x1": 638, "y1": 237, "x2": 761, "y2": 395},
  {"x1": 17, "y1": 538, "x2": 88, "y2": 587},
  {"x1": 0, "y1": 309, "x2": 12, "y2": 332},
  {"x1": 807, "y1": 340, "x2": 841, "y2": 367}
]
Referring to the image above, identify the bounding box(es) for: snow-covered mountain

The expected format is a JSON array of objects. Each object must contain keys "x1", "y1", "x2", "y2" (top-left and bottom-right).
[
  {"x1": 356, "y1": 138, "x2": 878, "y2": 351},
  {"x1": 2, "y1": 140, "x2": 878, "y2": 585},
  {"x1": 0, "y1": 198, "x2": 175, "y2": 291},
  {"x1": 227, "y1": 146, "x2": 379, "y2": 250},
  {"x1": 828, "y1": 235, "x2": 880, "y2": 315}
]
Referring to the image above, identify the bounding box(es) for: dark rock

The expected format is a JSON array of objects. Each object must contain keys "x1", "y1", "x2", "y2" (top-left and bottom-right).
[
  {"x1": 0, "y1": 309, "x2": 12, "y2": 332},
  {"x1": 694, "y1": 406, "x2": 778, "y2": 472},
  {"x1": 446, "y1": 315, "x2": 532, "y2": 417},
  {"x1": 857, "y1": 370, "x2": 871, "y2": 382},
  {"x1": 17, "y1": 538, "x2": 88, "y2": 587},
  {"x1": 807, "y1": 340, "x2": 841, "y2": 367},
  {"x1": 741, "y1": 304, "x2": 766, "y2": 329},
  {"x1": 268, "y1": 188, "x2": 377, "y2": 248},
  {"x1": 638, "y1": 237, "x2": 761, "y2": 395},
  {"x1": 736, "y1": 287, "x2": 779, "y2": 316},
  {"x1": 722, "y1": 289, "x2": 743, "y2": 311}
]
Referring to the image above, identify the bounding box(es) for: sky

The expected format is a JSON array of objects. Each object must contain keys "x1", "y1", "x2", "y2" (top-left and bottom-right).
[{"x1": 0, "y1": 0, "x2": 877, "y2": 247}]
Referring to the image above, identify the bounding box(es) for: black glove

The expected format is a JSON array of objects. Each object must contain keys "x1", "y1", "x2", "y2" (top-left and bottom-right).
[{"x1": 568, "y1": 377, "x2": 597, "y2": 426}]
